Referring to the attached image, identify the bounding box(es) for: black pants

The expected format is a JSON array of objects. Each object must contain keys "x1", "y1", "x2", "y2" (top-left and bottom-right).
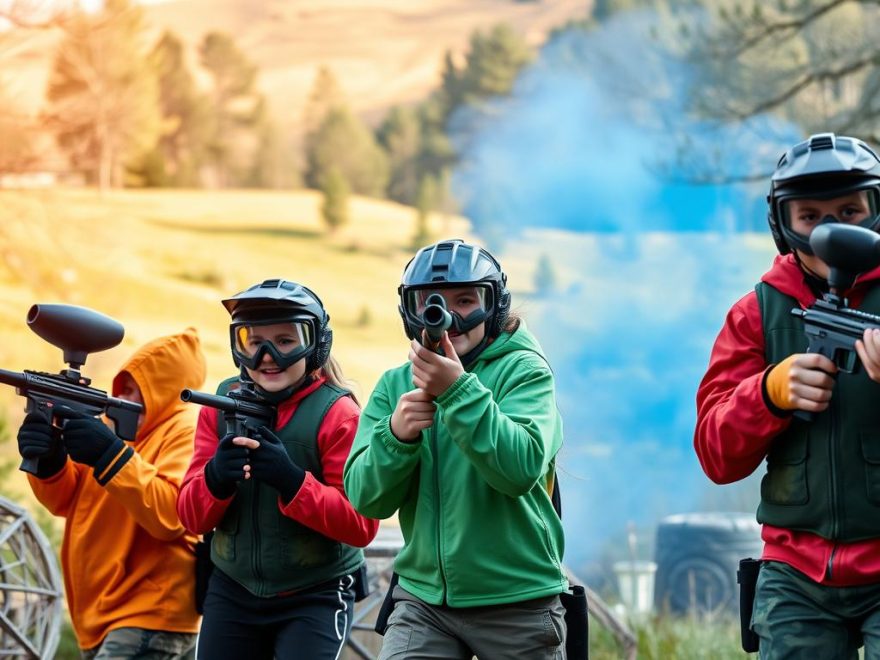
[{"x1": 196, "y1": 569, "x2": 356, "y2": 660}]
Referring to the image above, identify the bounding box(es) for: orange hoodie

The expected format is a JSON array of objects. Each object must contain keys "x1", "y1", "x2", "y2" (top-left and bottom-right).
[{"x1": 28, "y1": 327, "x2": 206, "y2": 649}]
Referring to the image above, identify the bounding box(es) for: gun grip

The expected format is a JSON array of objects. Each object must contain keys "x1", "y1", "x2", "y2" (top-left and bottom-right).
[{"x1": 792, "y1": 409, "x2": 813, "y2": 423}]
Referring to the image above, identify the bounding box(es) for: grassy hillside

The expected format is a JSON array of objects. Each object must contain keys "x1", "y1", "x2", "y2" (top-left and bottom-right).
[
  {"x1": 0, "y1": 188, "x2": 475, "y2": 496},
  {"x1": 4, "y1": 0, "x2": 590, "y2": 136}
]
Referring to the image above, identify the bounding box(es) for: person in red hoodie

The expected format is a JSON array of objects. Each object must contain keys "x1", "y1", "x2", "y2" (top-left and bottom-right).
[
  {"x1": 16, "y1": 327, "x2": 207, "y2": 658},
  {"x1": 695, "y1": 133, "x2": 880, "y2": 659},
  {"x1": 177, "y1": 279, "x2": 379, "y2": 660}
]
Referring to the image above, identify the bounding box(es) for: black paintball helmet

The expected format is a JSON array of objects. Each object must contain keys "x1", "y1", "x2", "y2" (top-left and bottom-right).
[
  {"x1": 222, "y1": 279, "x2": 332, "y2": 373},
  {"x1": 398, "y1": 239, "x2": 511, "y2": 343},
  {"x1": 768, "y1": 133, "x2": 880, "y2": 255}
]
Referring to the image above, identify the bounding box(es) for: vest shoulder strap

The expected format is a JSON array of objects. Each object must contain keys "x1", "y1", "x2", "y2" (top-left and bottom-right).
[{"x1": 281, "y1": 382, "x2": 350, "y2": 483}]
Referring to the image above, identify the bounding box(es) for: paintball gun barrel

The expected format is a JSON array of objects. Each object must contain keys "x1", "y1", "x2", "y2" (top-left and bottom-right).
[
  {"x1": 180, "y1": 384, "x2": 275, "y2": 438},
  {"x1": 422, "y1": 293, "x2": 452, "y2": 351},
  {"x1": 1, "y1": 304, "x2": 143, "y2": 474},
  {"x1": 791, "y1": 224, "x2": 880, "y2": 421}
]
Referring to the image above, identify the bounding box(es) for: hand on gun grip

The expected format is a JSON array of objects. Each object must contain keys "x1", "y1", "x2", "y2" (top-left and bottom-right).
[
  {"x1": 17, "y1": 412, "x2": 67, "y2": 478},
  {"x1": 390, "y1": 389, "x2": 436, "y2": 442},
  {"x1": 59, "y1": 411, "x2": 124, "y2": 467},
  {"x1": 204, "y1": 432, "x2": 249, "y2": 499},
  {"x1": 765, "y1": 353, "x2": 836, "y2": 413},
  {"x1": 248, "y1": 426, "x2": 304, "y2": 504}
]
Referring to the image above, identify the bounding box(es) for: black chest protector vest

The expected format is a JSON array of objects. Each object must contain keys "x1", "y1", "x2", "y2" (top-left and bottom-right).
[
  {"x1": 210, "y1": 377, "x2": 364, "y2": 597},
  {"x1": 756, "y1": 282, "x2": 880, "y2": 541}
]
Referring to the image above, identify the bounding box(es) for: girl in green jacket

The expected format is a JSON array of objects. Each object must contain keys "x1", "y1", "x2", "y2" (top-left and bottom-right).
[{"x1": 344, "y1": 239, "x2": 568, "y2": 659}]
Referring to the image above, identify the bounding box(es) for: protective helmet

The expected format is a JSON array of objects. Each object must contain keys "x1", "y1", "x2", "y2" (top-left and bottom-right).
[
  {"x1": 398, "y1": 239, "x2": 511, "y2": 343},
  {"x1": 222, "y1": 279, "x2": 332, "y2": 373},
  {"x1": 768, "y1": 133, "x2": 880, "y2": 255}
]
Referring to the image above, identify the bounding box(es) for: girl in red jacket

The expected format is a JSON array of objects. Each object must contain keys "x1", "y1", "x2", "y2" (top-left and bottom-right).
[{"x1": 177, "y1": 279, "x2": 378, "y2": 660}]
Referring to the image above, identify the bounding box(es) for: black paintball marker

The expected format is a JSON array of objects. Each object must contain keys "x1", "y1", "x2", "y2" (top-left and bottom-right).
[
  {"x1": 791, "y1": 223, "x2": 880, "y2": 421},
  {"x1": 180, "y1": 380, "x2": 276, "y2": 439},
  {"x1": 0, "y1": 304, "x2": 143, "y2": 474},
  {"x1": 422, "y1": 293, "x2": 452, "y2": 353}
]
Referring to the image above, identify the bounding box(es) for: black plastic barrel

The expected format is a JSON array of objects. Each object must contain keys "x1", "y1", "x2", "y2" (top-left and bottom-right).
[{"x1": 653, "y1": 512, "x2": 762, "y2": 616}]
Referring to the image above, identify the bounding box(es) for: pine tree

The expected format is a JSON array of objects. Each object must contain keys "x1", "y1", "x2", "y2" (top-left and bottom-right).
[
  {"x1": 412, "y1": 174, "x2": 437, "y2": 248},
  {"x1": 306, "y1": 106, "x2": 389, "y2": 197},
  {"x1": 458, "y1": 24, "x2": 533, "y2": 103},
  {"x1": 46, "y1": 0, "x2": 161, "y2": 190},
  {"x1": 143, "y1": 30, "x2": 211, "y2": 187},
  {"x1": 321, "y1": 167, "x2": 350, "y2": 233},
  {"x1": 199, "y1": 31, "x2": 263, "y2": 187},
  {"x1": 303, "y1": 66, "x2": 345, "y2": 143},
  {"x1": 378, "y1": 106, "x2": 422, "y2": 204}
]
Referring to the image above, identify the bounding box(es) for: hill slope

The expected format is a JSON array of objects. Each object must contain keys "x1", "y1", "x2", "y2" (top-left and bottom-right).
[{"x1": 4, "y1": 0, "x2": 589, "y2": 137}]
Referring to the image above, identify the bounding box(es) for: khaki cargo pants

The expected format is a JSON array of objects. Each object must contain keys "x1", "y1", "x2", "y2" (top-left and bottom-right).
[{"x1": 378, "y1": 585, "x2": 566, "y2": 660}]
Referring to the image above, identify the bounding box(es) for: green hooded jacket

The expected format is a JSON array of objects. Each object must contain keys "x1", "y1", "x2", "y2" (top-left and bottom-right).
[{"x1": 343, "y1": 321, "x2": 567, "y2": 607}]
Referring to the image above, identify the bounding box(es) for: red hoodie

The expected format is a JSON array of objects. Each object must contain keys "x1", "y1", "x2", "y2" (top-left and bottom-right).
[
  {"x1": 177, "y1": 374, "x2": 378, "y2": 549},
  {"x1": 695, "y1": 253, "x2": 880, "y2": 586}
]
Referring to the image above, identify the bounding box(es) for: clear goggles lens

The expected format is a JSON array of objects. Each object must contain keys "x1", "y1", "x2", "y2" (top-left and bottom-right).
[
  {"x1": 781, "y1": 188, "x2": 880, "y2": 230},
  {"x1": 404, "y1": 285, "x2": 491, "y2": 318},
  {"x1": 233, "y1": 320, "x2": 314, "y2": 359}
]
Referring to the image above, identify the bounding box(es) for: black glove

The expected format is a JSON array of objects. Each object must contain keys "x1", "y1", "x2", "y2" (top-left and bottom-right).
[
  {"x1": 249, "y1": 426, "x2": 305, "y2": 504},
  {"x1": 204, "y1": 432, "x2": 249, "y2": 499},
  {"x1": 60, "y1": 412, "x2": 124, "y2": 468},
  {"x1": 17, "y1": 412, "x2": 67, "y2": 478}
]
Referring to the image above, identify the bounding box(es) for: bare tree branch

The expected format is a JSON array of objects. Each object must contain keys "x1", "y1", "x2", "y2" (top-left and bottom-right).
[
  {"x1": 725, "y1": 53, "x2": 880, "y2": 120},
  {"x1": 715, "y1": 0, "x2": 853, "y2": 58}
]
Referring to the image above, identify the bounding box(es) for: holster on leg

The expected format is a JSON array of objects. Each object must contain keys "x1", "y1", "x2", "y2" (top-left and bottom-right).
[{"x1": 737, "y1": 557, "x2": 762, "y2": 653}]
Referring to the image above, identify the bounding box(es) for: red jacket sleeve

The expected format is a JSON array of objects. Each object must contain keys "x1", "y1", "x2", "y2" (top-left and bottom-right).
[
  {"x1": 176, "y1": 406, "x2": 234, "y2": 534},
  {"x1": 694, "y1": 291, "x2": 792, "y2": 484},
  {"x1": 279, "y1": 396, "x2": 379, "y2": 547}
]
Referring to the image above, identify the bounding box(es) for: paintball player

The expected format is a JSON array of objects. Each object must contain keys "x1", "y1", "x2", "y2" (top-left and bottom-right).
[
  {"x1": 695, "y1": 133, "x2": 880, "y2": 659},
  {"x1": 344, "y1": 239, "x2": 568, "y2": 659},
  {"x1": 176, "y1": 279, "x2": 378, "y2": 659},
  {"x1": 16, "y1": 327, "x2": 207, "y2": 658}
]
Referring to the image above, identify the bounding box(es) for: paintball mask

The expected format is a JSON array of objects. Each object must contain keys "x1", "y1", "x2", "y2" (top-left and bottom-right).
[
  {"x1": 398, "y1": 239, "x2": 511, "y2": 344},
  {"x1": 223, "y1": 279, "x2": 332, "y2": 373},
  {"x1": 769, "y1": 133, "x2": 880, "y2": 255},
  {"x1": 230, "y1": 315, "x2": 316, "y2": 371},
  {"x1": 402, "y1": 285, "x2": 493, "y2": 337}
]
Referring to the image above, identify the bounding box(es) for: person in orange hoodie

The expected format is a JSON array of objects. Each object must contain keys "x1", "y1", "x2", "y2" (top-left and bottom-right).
[{"x1": 15, "y1": 327, "x2": 207, "y2": 659}]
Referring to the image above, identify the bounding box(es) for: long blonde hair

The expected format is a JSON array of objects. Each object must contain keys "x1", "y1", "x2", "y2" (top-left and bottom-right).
[{"x1": 319, "y1": 354, "x2": 360, "y2": 406}]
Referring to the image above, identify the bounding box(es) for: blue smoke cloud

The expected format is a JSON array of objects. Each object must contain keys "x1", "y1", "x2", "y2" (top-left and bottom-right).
[
  {"x1": 448, "y1": 12, "x2": 806, "y2": 575},
  {"x1": 450, "y1": 11, "x2": 802, "y2": 235}
]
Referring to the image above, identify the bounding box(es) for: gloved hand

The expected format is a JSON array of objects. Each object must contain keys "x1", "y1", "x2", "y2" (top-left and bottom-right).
[
  {"x1": 59, "y1": 412, "x2": 124, "y2": 468},
  {"x1": 764, "y1": 353, "x2": 837, "y2": 413},
  {"x1": 204, "y1": 432, "x2": 249, "y2": 499},
  {"x1": 249, "y1": 426, "x2": 305, "y2": 504},
  {"x1": 17, "y1": 412, "x2": 67, "y2": 478}
]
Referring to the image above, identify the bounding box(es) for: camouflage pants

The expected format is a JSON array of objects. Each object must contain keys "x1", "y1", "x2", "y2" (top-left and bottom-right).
[
  {"x1": 752, "y1": 561, "x2": 880, "y2": 660},
  {"x1": 81, "y1": 627, "x2": 197, "y2": 660}
]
